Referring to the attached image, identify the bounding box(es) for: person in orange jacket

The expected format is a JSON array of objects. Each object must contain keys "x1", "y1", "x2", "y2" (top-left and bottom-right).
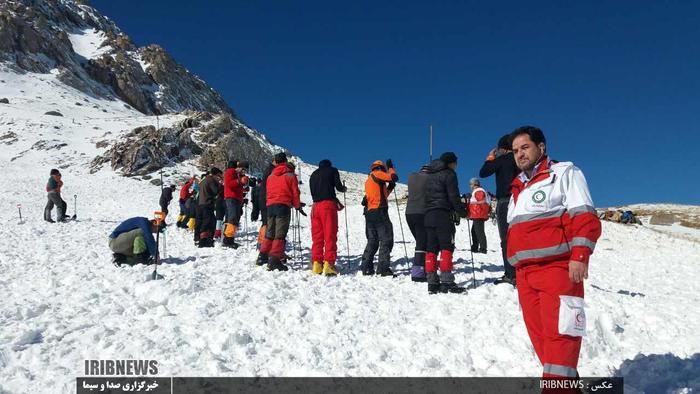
[{"x1": 360, "y1": 159, "x2": 398, "y2": 276}]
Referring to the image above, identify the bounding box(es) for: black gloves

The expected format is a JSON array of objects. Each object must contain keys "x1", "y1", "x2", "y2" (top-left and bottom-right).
[
  {"x1": 297, "y1": 207, "x2": 308, "y2": 216},
  {"x1": 386, "y1": 159, "x2": 394, "y2": 169}
]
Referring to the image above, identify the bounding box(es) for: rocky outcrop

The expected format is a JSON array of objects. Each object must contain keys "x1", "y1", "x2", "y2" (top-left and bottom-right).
[
  {"x1": 91, "y1": 112, "x2": 281, "y2": 176},
  {"x1": 0, "y1": 0, "x2": 233, "y2": 116}
]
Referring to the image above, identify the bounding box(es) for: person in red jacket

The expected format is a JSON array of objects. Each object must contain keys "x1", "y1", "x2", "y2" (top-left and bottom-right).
[
  {"x1": 223, "y1": 160, "x2": 249, "y2": 248},
  {"x1": 256, "y1": 152, "x2": 304, "y2": 271},
  {"x1": 468, "y1": 178, "x2": 490, "y2": 254},
  {"x1": 507, "y1": 126, "x2": 601, "y2": 379},
  {"x1": 176, "y1": 175, "x2": 198, "y2": 228}
]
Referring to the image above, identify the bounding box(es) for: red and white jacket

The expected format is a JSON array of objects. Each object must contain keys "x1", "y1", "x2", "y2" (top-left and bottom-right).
[
  {"x1": 507, "y1": 156, "x2": 601, "y2": 268},
  {"x1": 468, "y1": 187, "x2": 491, "y2": 220}
]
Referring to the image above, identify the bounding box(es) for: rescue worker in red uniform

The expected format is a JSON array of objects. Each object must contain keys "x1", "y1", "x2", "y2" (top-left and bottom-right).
[
  {"x1": 223, "y1": 160, "x2": 249, "y2": 248},
  {"x1": 309, "y1": 159, "x2": 347, "y2": 276},
  {"x1": 507, "y1": 126, "x2": 601, "y2": 378},
  {"x1": 468, "y1": 178, "x2": 490, "y2": 254}
]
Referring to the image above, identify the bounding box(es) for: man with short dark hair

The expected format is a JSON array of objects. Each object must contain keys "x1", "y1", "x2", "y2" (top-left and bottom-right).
[
  {"x1": 257, "y1": 152, "x2": 303, "y2": 271},
  {"x1": 507, "y1": 125, "x2": 601, "y2": 378},
  {"x1": 309, "y1": 159, "x2": 346, "y2": 276},
  {"x1": 479, "y1": 134, "x2": 519, "y2": 285}
]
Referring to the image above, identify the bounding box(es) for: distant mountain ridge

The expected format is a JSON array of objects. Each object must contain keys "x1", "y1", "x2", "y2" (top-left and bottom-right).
[{"x1": 0, "y1": 0, "x2": 232, "y2": 116}]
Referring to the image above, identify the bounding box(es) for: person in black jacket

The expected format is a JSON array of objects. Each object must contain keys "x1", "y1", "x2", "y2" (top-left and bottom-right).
[
  {"x1": 197, "y1": 167, "x2": 223, "y2": 248},
  {"x1": 159, "y1": 185, "x2": 176, "y2": 218},
  {"x1": 309, "y1": 159, "x2": 347, "y2": 276},
  {"x1": 424, "y1": 152, "x2": 468, "y2": 294},
  {"x1": 479, "y1": 134, "x2": 519, "y2": 285},
  {"x1": 405, "y1": 165, "x2": 430, "y2": 282}
]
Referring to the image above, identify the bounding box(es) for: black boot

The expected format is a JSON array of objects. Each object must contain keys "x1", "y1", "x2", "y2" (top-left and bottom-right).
[
  {"x1": 494, "y1": 275, "x2": 516, "y2": 287},
  {"x1": 222, "y1": 237, "x2": 239, "y2": 249},
  {"x1": 255, "y1": 253, "x2": 268, "y2": 267},
  {"x1": 377, "y1": 267, "x2": 396, "y2": 277},
  {"x1": 112, "y1": 253, "x2": 126, "y2": 267},
  {"x1": 428, "y1": 283, "x2": 441, "y2": 294},
  {"x1": 360, "y1": 261, "x2": 374, "y2": 276},
  {"x1": 198, "y1": 238, "x2": 214, "y2": 248},
  {"x1": 440, "y1": 282, "x2": 467, "y2": 294},
  {"x1": 267, "y1": 256, "x2": 289, "y2": 271}
]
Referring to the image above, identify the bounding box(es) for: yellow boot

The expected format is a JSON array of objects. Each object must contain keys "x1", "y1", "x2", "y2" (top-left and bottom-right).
[
  {"x1": 312, "y1": 261, "x2": 323, "y2": 275},
  {"x1": 187, "y1": 218, "x2": 196, "y2": 231},
  {"x1": 323, "y1": 261, "x2": 338, "y2": 276}
]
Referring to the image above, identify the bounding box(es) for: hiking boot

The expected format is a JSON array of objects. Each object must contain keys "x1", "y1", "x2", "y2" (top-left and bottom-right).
[
  {"x1": 428, "y1": 283, "x2": 441, "y2": 294},
  {"x1": 478, "y1": 249, "x2": 487, "y2": 254},
  {"x1": 377, "y1": 268, "x2": 396, "y2": 277},
  {"x1": 267, "y1": 256, "x2": 289, "y2": 272},
  {"x1": 494, "y1": 275, "x2": 516, "y2": 286},
  {"x1": 440, "y1": 282, "x2": 467, "y2": 294},
  {"x1": 45, "y1": 218, "x2": 55, "y2": 223},
  {"x1": 198, "y1": 238, "x2": 214, "y2": 248},
  {"x1": 411, "y1": 266, "x2": 427, "y2": 282},
  {"x1": 360, "y1": 262, "x2": 374, "y2": 276},
  {"x1": 322, "y1": 262, "x2": 338, "y2": 276},
  {"x1": 255, "y1": 253, "x2": 268, "y2": 267},
  {"x1": 312, "y1": 261, "x2": 323, "y2": 275},
  {"x1": 112, "y1": 253, "x2": 126, "y2": 267},
  {"x1": 222, "y1": 237, "x2": 239, "y2": 249}
]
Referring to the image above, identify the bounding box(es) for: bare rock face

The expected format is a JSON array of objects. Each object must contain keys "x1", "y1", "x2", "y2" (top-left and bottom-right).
[
  {"x1": 91, "y1": 112, "x2": 281, "y2": 176},
  {"x1": 0, "y1": 0, "x2": 233, "y2": 116}
]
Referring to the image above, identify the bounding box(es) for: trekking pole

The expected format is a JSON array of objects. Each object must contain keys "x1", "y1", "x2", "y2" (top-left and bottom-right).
[
  {"x1": 73, "y1": 194, "x2": 77, "y2": 220},
  {"x1": 392, "y1": 189, "x2": 409, "y2": 266},
  {"x1": 465, "y1": 218, "x2": 477, "y2": 289},
  {"x1": 150, "y1": 211, "x2": 166, "y2": 280},
  {"x1": 244, "y1": 204, "x2": 249, "y2": 249},
  {"x1": 17, "y1": 204, "x2": 23, "y2": 224},
  {"x1": 342, "y1": 181, "x2": 350, "y2": 264}
]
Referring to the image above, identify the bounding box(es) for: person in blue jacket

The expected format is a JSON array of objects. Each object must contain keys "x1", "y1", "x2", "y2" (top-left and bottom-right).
[{"x1": 109, "y1": 217, "x2": 164, "y2": 266}]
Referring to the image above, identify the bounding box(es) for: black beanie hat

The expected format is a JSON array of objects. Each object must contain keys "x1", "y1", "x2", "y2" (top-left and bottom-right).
[
  {"x1": 498, "y1": 134, "x2": 511, "y2": 150},
  {"x1": 274, "y1": 152, "x2": 287, "y2": 164},
  {"x1": 227, "y1": 160, "x2": 237, "y2": 169},
  {"x1": 439, "y1": 152, "x2": 458, "y2": 164},
  {"x1": 50, "y1": 169, "x2": 60, "y2": 176},
  {"x1": 210, "y1": 167, "x2": 222, "y2": 176}
]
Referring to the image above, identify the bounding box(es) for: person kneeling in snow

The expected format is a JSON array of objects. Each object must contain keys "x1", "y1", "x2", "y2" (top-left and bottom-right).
[{"x1": 109, "y1": 217, "x2": 164, "y2": 267}]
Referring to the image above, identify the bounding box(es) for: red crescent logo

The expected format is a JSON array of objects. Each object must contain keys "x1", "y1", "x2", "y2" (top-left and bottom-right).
[{"x1": 576, "y1": 313, "x2": 583, "y2": 323}]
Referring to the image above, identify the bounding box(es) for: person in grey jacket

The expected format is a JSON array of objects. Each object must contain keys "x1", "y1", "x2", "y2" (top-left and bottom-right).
[{"x1": 405, "y1": 165, "x2": 430, "y2": 282}]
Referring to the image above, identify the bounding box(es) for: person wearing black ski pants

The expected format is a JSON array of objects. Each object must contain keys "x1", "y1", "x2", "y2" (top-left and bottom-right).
[
  {"x1": 406, "y1": 213, "x2": 427, "y2": 279},
  {"x1": 424, "y1": 209, "x2": 456, "y2": 285},
  {"x1": 362, "y1": 207, "x2": 394, "y2": 275},
  {"x1": 470, "y1": 218, "x2": 487, "y2": 253},
  {"x1": 479, "y1": 134, "x2": 519, "y2": 283}
]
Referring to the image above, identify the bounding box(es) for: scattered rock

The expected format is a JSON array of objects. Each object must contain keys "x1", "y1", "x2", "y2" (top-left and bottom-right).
[
  {"x1": 649, "y1": 213, "x2": 677, "y2": 226},
  {"x1": 0, "y1": 98, "x2": 8, "y2": 104},
  {"x1": 44, "y1": 110, "x2": 63, "y2": 117}
]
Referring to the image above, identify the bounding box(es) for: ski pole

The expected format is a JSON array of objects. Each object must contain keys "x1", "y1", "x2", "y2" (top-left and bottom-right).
[
  {"x1": 466, "y1": 217, "x2": 477, "y2": 289},
  {"x1": 244, "y1": 204, "x2": 248, "y2": 249},
  {"x1": 73, "y1": 195, "x2": 77, "y2": 219},
  {"x1": 151, "y1": 211, "x2": 166, "y2": 280},
  {"x1": 393, "y1": 189, "x2": 409, "y2": 265},
  {"x1": 342, "y1": 181, "x2": 350, "y2": 264},
  {"x1": 17, "y1": 204, "x2": 22, "y2": 223}
]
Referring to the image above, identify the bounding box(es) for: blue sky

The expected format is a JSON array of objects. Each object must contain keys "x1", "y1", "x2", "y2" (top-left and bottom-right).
[{"x1": 92, "y1": 0, "x2": 699, "y2": 206}]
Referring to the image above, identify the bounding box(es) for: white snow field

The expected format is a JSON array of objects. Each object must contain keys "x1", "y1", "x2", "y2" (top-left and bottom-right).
[{"x1": 1, "y1": 69, "x2": 699, "y2": 393}]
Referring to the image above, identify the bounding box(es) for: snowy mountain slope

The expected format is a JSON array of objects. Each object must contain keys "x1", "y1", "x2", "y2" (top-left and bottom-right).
[{"x1": 1, "y1": 72, "x2": 700, "y2": 394}]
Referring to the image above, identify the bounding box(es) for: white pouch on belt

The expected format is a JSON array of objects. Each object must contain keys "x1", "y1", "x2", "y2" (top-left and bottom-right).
[{"x1": 559, "y1": 295, "x2": 586, "y2": 337}]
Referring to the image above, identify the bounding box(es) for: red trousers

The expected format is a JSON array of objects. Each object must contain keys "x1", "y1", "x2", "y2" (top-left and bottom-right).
[
  {"x1": 517, "y1": 261, "x2": 585, "y2": 378},
  {"x1": 311, "y1": 200, "x2": 339, "y2": 264}
]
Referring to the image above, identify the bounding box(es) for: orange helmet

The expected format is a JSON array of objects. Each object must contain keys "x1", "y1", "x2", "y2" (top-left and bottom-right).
[{"x1": 370, "y1": 160, "x2": 385, "y2": 170}]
